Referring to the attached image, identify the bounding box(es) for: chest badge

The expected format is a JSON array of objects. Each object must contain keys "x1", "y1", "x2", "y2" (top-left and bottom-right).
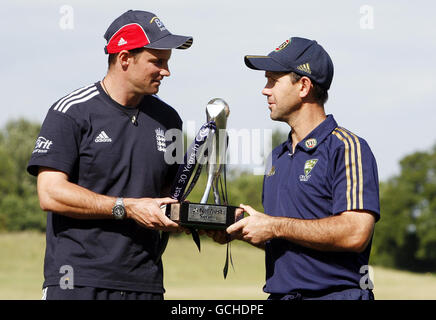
[
  {"x1": 300, "y1": 159, "x2": 318, "y2": 182},
  {"x1": 155, "y1": 128, "x2": 166, "y2": 152},
  {"x1": 305, "y1": 138, "x2": 317, "y2": 149},
  {"x1": 266, "y1": 166, "x2": 276, "y2": 177}
]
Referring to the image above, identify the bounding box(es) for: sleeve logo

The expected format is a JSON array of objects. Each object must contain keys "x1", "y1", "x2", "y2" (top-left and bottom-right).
[{"x1": 32, "y1": 136, "x2": 53, "y2": 154}]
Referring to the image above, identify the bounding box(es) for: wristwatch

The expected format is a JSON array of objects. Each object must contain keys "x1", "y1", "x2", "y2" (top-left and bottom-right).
[{"x1": 112, "y1": 197, "x2": 126, "y2": 220}]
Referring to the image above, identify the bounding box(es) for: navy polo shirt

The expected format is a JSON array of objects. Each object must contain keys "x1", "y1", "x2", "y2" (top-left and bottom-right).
[
  {"x1": 262, "y1": 115, "x2": 380, "y2": 294},
  {"x1": 27, "y1": 82, "x2": 182, "y2": 293}
]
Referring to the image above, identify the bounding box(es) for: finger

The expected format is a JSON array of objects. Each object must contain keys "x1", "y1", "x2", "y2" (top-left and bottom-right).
[
  {"x1": 156, "y1": 197, "x2": 178, "y2": 206},
  {"x1": 239, "y1": 204, "x2": 259, "y2": 216},
  {"x1": 235, "y1": 208, "x2": 245, "y2": 221},
  {"x1": 160, "y1": 204, "x2": 167, "y2": 215},
  {"x1": 153, "y1": 207, "x2": 180, "y2": 230},
  {"x1": 226, "y1": 219, "x2": 245, "y2": 234}
]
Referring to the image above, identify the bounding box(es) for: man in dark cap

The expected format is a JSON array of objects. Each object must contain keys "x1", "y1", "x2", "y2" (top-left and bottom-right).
[
  {"x1": 27, "y1": 10, "x2": 192, "y2": 300},
  {"x1": 225, "y1": 37, "x2": 380, "y2": 300}
]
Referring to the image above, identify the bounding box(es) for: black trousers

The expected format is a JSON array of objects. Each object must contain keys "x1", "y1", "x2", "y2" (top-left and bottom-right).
[
  {"x1": 268, "y1": 288, "x2": 374, "y2": 300},
  {"x1": 43, "y1": 285, "x2": 163, "y2": 300}
]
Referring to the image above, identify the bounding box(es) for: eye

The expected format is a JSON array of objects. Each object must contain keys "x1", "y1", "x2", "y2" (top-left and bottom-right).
[{"x1": 267, "y1": 77, "x2": 277, "y2": 84}]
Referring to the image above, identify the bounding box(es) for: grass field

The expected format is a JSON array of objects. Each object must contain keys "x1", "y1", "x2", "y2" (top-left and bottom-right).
[{"x1": 0, "y1": 231, "x2": 435, "y2": 300}]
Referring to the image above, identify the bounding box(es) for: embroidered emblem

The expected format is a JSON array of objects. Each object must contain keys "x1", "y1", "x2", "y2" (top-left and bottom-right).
[
  {"x1": 155, "y1": 128, "x2": 166, "y2": 152},
  {"x1": 305, "y1": 138, "x2": 317, "y2": 149},
  {"x1": 299, "y1": 159, "x2": 318, "y2": 182}
]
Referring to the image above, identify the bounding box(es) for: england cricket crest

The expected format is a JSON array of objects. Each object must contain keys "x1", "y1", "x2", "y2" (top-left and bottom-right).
[{"x1": 155, "y1": 128, "x2": 166, "y2": 152}]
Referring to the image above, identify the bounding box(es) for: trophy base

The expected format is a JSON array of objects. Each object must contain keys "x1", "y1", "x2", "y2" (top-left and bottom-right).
[{"x1": 165, "y1": 202, "x2": 240, "y2": 230}]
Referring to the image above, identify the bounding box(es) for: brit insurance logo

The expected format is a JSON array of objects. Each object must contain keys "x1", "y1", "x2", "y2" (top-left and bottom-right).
[
  {"x1": 33, "y1": 136, "x2": 53, "y2": 154},
  {"x1": 150, "y1": 16, "x2": 166, "y2": 32},
  {"x1": 299, "y1": 159, "x2": 318, "y2": 182},
  {"x1": 155, "y1": 128, "x2": 166, "y2": 152}
]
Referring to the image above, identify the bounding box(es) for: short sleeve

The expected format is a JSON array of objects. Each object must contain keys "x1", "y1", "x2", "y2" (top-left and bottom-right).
[
  {"x1": 27, "y1": 110, "x2": 80, "y2": 177},
  {"x1": 331, "y1": 137, "x2": 380, "y2": 221}
]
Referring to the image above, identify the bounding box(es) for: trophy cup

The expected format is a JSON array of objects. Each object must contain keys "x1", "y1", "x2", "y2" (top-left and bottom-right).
[
  {"x1": 165, "y1": 98, "x2": 240, "y2": 230},
  {"x1": 157, "y1": 99, "x2": 241, "y2": 278}
]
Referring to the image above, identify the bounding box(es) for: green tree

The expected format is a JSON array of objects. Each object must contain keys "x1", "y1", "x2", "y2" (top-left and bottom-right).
[
  {"x1": 372, "y1": 145, "x2": 436, "y2": 271},
  {"x1": 0, "y1": 119, "x2": 45, "y2": 231}
]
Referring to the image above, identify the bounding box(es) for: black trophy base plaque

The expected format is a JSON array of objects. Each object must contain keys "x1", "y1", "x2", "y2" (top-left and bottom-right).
[{"x1": 165, "y1": 202, "x2": 240, "y2": 230}]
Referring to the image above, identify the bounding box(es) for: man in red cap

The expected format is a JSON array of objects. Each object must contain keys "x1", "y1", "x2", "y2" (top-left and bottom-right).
[{"x1": 27, "y1": 10, "x2": 192, "y2": 300}]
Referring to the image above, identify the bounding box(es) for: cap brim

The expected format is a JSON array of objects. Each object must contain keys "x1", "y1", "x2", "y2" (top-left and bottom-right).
[
  {"x1": 244, "y1": 55, "x2": 290, "y2": 72},
  {"x1": 145, "y1": 34, "x2": 193, "y2": 50}
]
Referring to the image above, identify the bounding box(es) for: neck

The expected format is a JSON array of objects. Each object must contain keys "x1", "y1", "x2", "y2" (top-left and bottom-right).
[
  {"x1": 288, "y1": 103, "x2": 326, "y2": 152},
  {"x1": 102, "y1": 73, "x2": 143, "y2": 108}
]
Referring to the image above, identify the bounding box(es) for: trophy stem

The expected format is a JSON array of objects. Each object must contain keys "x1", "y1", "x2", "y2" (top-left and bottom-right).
[
  {"x1": 213, "y1": 179, "x2": 221, "y2": 205},
  {"x1": 200, "y1": 174, "x2": 214, "y2": 204}
]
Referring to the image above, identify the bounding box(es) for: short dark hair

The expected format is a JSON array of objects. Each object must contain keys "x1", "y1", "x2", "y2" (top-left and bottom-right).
[
  {"x1": 108, "y1": 47, "x2": 146, "y2": 68},
  {"x1": 289, "y1": 72, "x2": 329, "y2": 106}
]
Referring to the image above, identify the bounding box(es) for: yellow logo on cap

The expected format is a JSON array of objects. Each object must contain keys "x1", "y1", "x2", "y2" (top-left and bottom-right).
[
  {"x1": 150, "y1": 16, "x2": 166, "y2": 31},
  {"x1": 275, "y1": 39, "x2": 290, "y2": 51},
  {"x1": 297, "y1": 63, "x2": 312, "y2": 74}
]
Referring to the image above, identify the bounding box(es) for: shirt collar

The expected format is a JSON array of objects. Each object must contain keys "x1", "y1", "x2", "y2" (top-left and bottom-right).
[{"x1": 277, "y1": 114, "x2": 338, "y2": 156}]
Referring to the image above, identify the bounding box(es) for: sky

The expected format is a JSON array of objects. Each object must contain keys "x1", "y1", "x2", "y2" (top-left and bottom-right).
[{"x1": 1, "y1": 0, "x2": 435, "y2": 181}]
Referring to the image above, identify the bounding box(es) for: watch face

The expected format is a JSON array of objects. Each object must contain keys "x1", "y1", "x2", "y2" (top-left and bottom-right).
[{"x1": 113, "y1": 205, "x2": 125, "y2": 219}]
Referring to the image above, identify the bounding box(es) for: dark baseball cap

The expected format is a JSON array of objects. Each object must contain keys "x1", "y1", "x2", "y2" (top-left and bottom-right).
[
  {"x1": 104, "y1": 10, "x2": 193, "y2": 54},
  {"x1": 244, "y1": 37, "x2": 334, "y2": 90}
]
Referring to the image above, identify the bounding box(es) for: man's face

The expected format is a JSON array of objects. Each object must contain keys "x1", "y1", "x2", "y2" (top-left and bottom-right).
[
  {"x1": 128, "y1": 48, "x2": 172, "y2": 95},
  {"x1": 262, "y1": 72, "x2": 301, "y2": 122}
]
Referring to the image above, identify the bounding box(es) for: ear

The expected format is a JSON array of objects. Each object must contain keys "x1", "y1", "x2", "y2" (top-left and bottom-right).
[
  {"x1": 299, "y1": 76, "x2": 313, "y2": 99},
  {"x1": 117, "y1": 50, "x2": 131, "y2": 70}
]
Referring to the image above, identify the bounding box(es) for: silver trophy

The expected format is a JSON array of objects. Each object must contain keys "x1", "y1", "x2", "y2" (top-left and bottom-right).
[
  {"x1": 165, "y1": 98, "x2": 238, "y2": 230},
  {"x1": 200, "y1": 98, "x2": 230, "y2": 204}
]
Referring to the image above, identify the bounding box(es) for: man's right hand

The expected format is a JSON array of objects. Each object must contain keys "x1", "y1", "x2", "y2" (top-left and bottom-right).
[{"x1": 125, "y1": 197, "x2": 181, "y2": 232}]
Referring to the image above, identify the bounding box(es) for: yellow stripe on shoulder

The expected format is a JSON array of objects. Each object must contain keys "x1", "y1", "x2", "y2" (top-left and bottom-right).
[
  {"x1": 332, "y1": 129, "x2": 351, "y2": 211},
  {"x1": 339, "y1": 127, "x2": 363, "y2": 209}
]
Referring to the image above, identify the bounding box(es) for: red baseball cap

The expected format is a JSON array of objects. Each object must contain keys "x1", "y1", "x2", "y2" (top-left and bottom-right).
[{"x1": 104, "y1": 10, "x2": 193, "y2": 54}]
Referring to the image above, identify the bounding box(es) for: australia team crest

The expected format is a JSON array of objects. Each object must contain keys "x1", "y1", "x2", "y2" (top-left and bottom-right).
[{"x1": 300, "y1": 159, "x2": 318, "y2": 182}]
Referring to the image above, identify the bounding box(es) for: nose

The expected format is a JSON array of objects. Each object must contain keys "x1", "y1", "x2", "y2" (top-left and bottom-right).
[
  {"x1": 160, "y1": 62, "x2": 170, "y2": 77},
  {"x1": 262, "y1": 86, "x2": 271, "y2": 97}
]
